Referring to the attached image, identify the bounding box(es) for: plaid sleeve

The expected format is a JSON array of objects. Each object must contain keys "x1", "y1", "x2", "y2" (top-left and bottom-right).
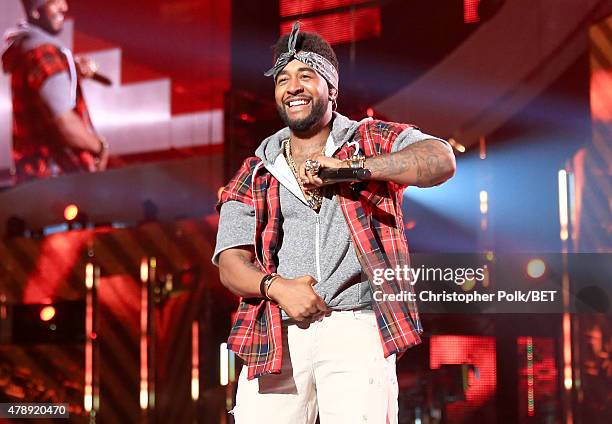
[
  {"x1": 25, "y1": 44, "x2": 68, "y2": 91},
  {"x1": 216, "y1": 157, "x2": 261, "y2": 212},
  {"x1": 362, "y1": 120, "x2": 416, "y2": 155}
]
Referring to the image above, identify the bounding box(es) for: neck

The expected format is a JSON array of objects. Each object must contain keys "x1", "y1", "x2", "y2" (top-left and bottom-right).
[{"x1": 289, "y1": 114, "x2": 333, "y2": 156}]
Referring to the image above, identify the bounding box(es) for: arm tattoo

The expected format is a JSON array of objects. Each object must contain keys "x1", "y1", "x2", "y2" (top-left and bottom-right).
[{"x1": 366, "y1": 140, "x2": 453, "y2": 187}]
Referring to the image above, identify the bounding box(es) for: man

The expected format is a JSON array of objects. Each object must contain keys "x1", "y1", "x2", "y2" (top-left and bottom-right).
[
  {"x1": 214, "y1": 22, "x2": 455, "y2": 423},
  {"x1": 2, "y1": 0, "x2": 108, "y2": 183}
]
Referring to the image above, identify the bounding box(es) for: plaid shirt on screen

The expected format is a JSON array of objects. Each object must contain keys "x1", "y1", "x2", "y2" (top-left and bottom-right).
[
  {"x1": 218, "y1": 119, "x2": 423, "y2": 380},
  {"x1": 8, "y1": 43, "x2": 95, "y2": 182}
]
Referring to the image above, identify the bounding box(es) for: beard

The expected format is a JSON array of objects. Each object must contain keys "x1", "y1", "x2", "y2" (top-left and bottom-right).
[
  {"x1": 34, "y1": 11, "x2": 63, "y2": 35},
  {"x1": 277, "y1": 96, "x2": 328, "y2": 133}
]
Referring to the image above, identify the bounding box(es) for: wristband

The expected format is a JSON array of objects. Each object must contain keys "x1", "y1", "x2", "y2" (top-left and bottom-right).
[
  {"x1": 259, "y1": 273, "x2": 277, "y2": 300},
  {"x1": 95, "y1": 138, "x2": 109, "y2": 157},
  {"x1": 264, "y1": 275, "x2": 280, "y2": 300},
  {"x1": 343, "y1": 155, "x2": 366, "y2": 169}
]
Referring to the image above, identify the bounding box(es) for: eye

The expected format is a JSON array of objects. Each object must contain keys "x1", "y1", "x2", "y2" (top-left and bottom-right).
[{"x1": 276, "y1": 77, "x2": 288, "y2": 85}]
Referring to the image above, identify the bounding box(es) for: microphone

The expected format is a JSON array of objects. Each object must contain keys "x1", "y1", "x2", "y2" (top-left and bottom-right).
[
  {"x1": 318, "y1": 167, "x2": 371, "y2": 183},
  {"x1": 91, "y1": 72, "x2": 112, "y2": 86}
]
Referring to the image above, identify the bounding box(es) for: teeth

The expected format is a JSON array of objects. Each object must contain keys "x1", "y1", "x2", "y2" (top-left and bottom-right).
[{"x1": 288, "y1": 100, "x2": 308, "y2": 107}]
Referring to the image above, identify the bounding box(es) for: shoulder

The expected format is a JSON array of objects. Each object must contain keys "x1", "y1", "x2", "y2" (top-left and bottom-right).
[
  {"x1": 360, "y1": 119, "x2": 419, "y2": 138},
  {"x1": 24, "y1": 43, "x2": 64, "y2": 63},
  {"x1": 239, "y1": 156, "x2": 263, "y2": 176},
  {"x1": 23, "y1": 43, "x2": 67, "y2": 88},
  {"x1": 356, "y1": 119, "x2": 419, "y2": 153}
]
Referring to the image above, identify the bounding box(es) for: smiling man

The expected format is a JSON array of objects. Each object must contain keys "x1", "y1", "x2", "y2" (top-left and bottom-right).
[
  {"x1": 2, "y1": 0, "x2": 108, "y2": 183},
  {"x1": 214, "y1": 22, "x2": 455, "y2": 423}
]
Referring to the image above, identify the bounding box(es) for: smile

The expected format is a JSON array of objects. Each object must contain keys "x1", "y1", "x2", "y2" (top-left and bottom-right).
[{"x1": 285, "y1": 98, "x2": 311, "y2": 108}]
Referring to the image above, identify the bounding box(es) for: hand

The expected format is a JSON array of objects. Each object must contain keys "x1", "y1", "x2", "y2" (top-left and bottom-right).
[
  {"x1": 94, "y1": 139, "x2": 109, "y2": 171},
  {"x1": 298, "y1": 155, "x2": 347, "y2": 190},
  {"x1": 267, "y1": 275, "x2": 329, "y2": 321},
  {"x1": 75, "y1": 55, "x2": 98, "y2": 79}
]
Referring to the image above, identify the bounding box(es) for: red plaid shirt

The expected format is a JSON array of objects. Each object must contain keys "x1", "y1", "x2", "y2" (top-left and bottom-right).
[
  {"x1": 5, "y1": 43, "x2": 95, "y2": 182},
  {"x1": 218, "y1": 119, "x2": 423, "y2": 380}
]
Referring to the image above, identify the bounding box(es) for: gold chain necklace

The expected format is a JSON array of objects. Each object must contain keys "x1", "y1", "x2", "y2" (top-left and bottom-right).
[{"x1": 284, "y1": 139, "x2": 324, "y2": 211}]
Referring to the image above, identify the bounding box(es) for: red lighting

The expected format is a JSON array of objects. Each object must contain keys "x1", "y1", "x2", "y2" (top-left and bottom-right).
[
  {"x1": 280, "y1": 0, "x2": 372, "y2": 17},
  {"x1": 280, "y1": 6, "x2": 381, "y2": 45},
  {"x1": 40, "y1": 305, "x2": 56, "y2": 322},
  {"x1": 590, "y1": 69, "x2": 612, "y2": 122},
  {"x1": 64, "y1": 204, "x2": 79, "y2": 221},
  {"x1": 464, "y1": 0, "x2": 480, "y2": 23},
  {"x1": 366, "y1": 107, "x2": 374, "y2": 117},
  {"x1": 430, "y1": 335, "x2": 497, "y2": 422},
  {"x1": 239, "y1": 113, "x2": 256, "y2": 123},
  {"x1": 91, "y1": 332, "x2": 97, "y2": 340},
  {"x1": 517, "y1": 337, "x2": 558, "y2": 420},
  {"x1": 405, "y1": 220, "x2": 416, "y2": 230}
]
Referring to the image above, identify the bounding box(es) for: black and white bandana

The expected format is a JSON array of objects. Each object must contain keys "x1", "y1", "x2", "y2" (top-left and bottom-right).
[{"x1": 264, "y1": 22, "x2": 339, "y2": 91}]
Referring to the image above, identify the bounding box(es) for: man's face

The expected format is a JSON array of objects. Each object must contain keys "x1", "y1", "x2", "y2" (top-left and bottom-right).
[
  {"x1": 274, "y1": 58, "x2": 333, "y2": 133},
  {"x1": 33, "y1": 0, "x2": 68, "y2": 35}
]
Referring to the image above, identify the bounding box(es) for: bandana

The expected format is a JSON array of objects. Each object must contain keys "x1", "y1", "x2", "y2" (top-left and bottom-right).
[
  {"x1": 264, "y1": 21, "x2": 339, "y2": 91},
  {"x1": 21, "y1": 0, "x2": 47, "y2": 12}
]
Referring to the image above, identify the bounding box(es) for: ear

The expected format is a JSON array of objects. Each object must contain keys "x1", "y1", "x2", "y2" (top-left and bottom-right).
[
  {"x1": 31, "y1": 10, "x2": 40, "y2": 19},
  {"x1": 328, "y1": 88, "x2": 338, "y2": 102}
]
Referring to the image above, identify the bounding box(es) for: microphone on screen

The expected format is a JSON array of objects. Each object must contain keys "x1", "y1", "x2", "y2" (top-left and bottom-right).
[{"x1": 91, "y1": 72, "x2": 112, "y2": 86}]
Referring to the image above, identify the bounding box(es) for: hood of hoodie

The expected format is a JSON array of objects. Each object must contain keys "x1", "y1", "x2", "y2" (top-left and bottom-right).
[
  {"x1": 252, "y1": 112, "x2": 372, "y2": 204},
  {"x1": 254, "y1": 112, "x2": 371, "y2": 166},
  {"x1": 2, "y1": 22, "x2": 64, "y2": 74}
]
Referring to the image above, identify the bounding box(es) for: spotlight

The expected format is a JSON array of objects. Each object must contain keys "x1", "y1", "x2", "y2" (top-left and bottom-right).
[
  {"x1": 526, "y1": 258, "x2": 546, "y2": 279},
  {"x1": 64, "y1": 204, "x2": 79, "y2": 221},
  {"x1": 39, "y1": 305, "x2": 56, "y2": 322},
  {"x1": 366, "y1": 107, "x2": 374, "y2": 117},
  {"x1": 447, "y1": 138, "x2": 466, "y2": 153},
  {"x1": 479, "y1": 190, "x2": 488, "y2": 214}
]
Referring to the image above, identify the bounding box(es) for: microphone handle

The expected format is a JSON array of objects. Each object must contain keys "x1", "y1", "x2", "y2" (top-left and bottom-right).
[
  {"x1": 318, "y1": 167, "x2": 371, "y2": 183},
  {"x1": 91, "y1": 72, "x2": 113, "y2": 86}
]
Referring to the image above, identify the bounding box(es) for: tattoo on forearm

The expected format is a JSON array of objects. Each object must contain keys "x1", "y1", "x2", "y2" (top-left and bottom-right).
[
  {"x1": 238, "y1": 255, "x2": 261, "y2": 273},
  {"x1": 367, "y1": 141, "x2": 451, "y2": 186}
]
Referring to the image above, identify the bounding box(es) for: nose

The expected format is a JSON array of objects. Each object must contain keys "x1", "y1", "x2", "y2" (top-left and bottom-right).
[{"x1": 286, "y1": 76, "x2": 303, "y2": 95}]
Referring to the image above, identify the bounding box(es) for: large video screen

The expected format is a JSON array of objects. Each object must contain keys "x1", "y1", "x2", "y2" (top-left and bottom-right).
[{"x1": 0, "y1": 0, "x2": 229, "y2": 187}]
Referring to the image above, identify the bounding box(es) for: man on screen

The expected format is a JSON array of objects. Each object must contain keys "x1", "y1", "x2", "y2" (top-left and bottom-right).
[{"x1": 2, "y1": 0, "x2": 108, "y2": 183}]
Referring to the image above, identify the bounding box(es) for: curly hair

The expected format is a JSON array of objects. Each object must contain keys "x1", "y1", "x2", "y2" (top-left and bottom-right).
[{"x1": 272, "y1": 30, "x2": 339, "y2": 74}]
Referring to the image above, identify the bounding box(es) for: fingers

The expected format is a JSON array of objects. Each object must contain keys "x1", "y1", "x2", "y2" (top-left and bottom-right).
[
  {"x1": 95, "y1": 149, "x2": 109, "y2": 171},
  {"x1": 298, "y1": 161, "x2": 309, "y2": 186}
]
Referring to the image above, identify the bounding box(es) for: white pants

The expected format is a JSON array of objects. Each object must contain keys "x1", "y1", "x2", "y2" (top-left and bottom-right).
[{"x1": 231, "y1": 310, "x2": 398, "y2": 424}]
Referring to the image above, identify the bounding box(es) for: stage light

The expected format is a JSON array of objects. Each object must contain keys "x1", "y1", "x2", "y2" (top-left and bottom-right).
[
  {"x1": 64, "y1": 204, "x2": 79, "y2": 221},
  {"x1": 220, "y1": 343, "x2": 229, "y2": 386},
  {"x1": 479, "y1": 136, "x2": 487, "y2": 159},
  {"x1": 366, "y1": 107, "x2": 374, "y2": 117},
  {"x1": 39, "y1": 305, "x2": 56, "y2": 322},
  {"x1": 479, "y1": 190, "x2": 488, "y2": 214},
  {"x1": 405, "y1": 220, "x2": 416, "y2": 230},
  {"x1": 526, "y1": 258, "x2": 546, "y2": 279},
  {"x1": 191, "y1": 321, "x2": 200, "y2": 401},
  {"x1": 464, "y1": 0, "x2": 480, "y2": 23},
  {"x1": 462, "y1": 277, "x2": 476, "y2": 291},
  {"x1": 239, "y1": 113, "x2": 256, "y2": 123},
  {"x1": 448, "y1": 138, "x2": 466, "y2": 153},
  {"x1": 558, "y1": 170, "x2": 569, "y2": 241}
]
